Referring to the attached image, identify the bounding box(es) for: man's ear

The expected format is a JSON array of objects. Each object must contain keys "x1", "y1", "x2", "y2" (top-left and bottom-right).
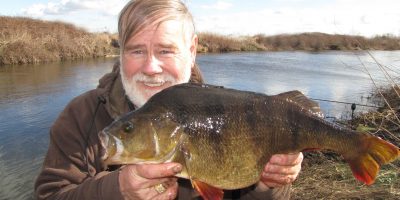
[{"x1": 190, "y1": 34, "x2": 198, "y2": 68}]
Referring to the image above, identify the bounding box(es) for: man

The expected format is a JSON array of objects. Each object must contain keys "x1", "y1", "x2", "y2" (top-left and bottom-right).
[{"x1": 35, "y1": 0, "x2": 303, "y2": 199}]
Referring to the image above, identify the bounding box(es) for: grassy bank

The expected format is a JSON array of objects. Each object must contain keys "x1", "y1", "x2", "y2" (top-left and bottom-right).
[
  {"x1": 292, "y1": 85, "x2": 400, "y2": 199},
  {"x1": 1, "y1": 16, "x2": 400, "y2": 65},
  {"x1": 0, "y1": 16, "x2": 119, "y2": 65},
  {"x1": 198, "y1": 32, "x2": 400, "y2": 53},
  {"x1": 292, "y1": 159, "x2": 399, "y2": 199},
  {"x1": 197, "y1": 32, "x2": 266, "y2": 52}
]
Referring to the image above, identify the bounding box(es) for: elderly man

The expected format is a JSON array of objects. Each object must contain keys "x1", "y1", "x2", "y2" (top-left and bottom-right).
[{"x1": 35, "y1": 0, "x2": 303, "y2": 199}]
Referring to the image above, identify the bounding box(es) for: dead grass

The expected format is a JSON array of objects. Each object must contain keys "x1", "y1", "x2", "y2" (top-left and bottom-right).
[
  {"x1": 350, "y1": 85, "x2": 400, "y2": 146},
  {"x1": 197, "y1": 32, "x2": 265, "y2": 53},
  {"x1": 197, "y1": 32, "x2": 400, "y2": 53},
  {"x1": 2, "y1": 16, "x2": 400, "y2": 64},
  {"x1": 254, "y1": 32, "x2": 400, "y2": 51},
  {"x1": 292, "y1": 85, "x2": 400, "y2": 199},
  {"x1": 292, "y1": 158, "x2": 400, "y2": 199},
  {"x1": 0, "y1": 16, "x2": 118, "y2": 65}
]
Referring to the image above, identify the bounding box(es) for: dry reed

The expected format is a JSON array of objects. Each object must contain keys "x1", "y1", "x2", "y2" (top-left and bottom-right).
[
  {"x1": 0, "y1": 16, "x2": 118, "y2": 65},
  {"x1": 291, "y1": 51, "x2": 400, "y2": 199},
  {"x1": 2, "y1": 16, "x2": 400, "y2": 65}
]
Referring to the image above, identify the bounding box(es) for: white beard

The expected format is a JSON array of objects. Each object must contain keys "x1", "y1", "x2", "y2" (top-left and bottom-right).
[{"x1": 120, "y1": 65, "x2": 192, "y2": 108}]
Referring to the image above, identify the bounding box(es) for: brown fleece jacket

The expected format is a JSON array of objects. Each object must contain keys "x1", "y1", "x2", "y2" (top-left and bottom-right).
[{"x1": 34, "y1": 62, "x2": 291, "y2": 200}]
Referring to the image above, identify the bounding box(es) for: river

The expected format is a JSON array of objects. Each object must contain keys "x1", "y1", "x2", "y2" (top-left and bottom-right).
[{"x1": 0, "y1": 51, "x2": 399, "y2": 199}]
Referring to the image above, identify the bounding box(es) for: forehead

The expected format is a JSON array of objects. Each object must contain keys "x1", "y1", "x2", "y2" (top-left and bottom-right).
[{"x1": 127, "y1": 20, "x2": 188, "y2": 45}]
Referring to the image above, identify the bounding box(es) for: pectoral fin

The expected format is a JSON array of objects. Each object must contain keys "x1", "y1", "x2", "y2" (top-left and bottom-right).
[{"x1": 192, "y1": 180, "x2": 224, "y2": 200}]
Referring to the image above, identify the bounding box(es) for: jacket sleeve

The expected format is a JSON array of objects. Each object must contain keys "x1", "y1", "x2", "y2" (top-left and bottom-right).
[{"x1": 34, "y1": 93, "x2": 124, "y2": 200}]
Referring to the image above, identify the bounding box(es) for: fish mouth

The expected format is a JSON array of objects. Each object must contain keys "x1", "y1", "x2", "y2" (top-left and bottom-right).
[
  {"x1": 99, "y1": 130, "x2": 124, "y2": 163},
  {"x1": 98, "y1": 130, "x2": 110, "y2": 161},
  {"x1": 98, "y1": 129, "x2": 182, "y2": 165}
]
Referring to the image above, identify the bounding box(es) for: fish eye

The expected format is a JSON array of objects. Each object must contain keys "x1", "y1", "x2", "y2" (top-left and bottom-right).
[{"x1": 123, "y1": 122, "x2": 134, "y2": 133}]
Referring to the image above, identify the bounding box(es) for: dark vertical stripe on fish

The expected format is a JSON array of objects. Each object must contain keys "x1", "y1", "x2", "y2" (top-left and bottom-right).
[
  {"x1": 243, "y1": 98, "x2": 261, "y2": 160},
  {"x1": 288, "y1": 106, "x2": 301, "y2": 150},
  {"x1": 244, "y1": 102, "x2": 257, "y2": 133}
]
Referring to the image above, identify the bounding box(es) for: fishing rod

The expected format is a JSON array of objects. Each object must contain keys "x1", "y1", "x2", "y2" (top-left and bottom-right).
[
  {"x1": 309, "y1": 98, "x2": 381, "y2": 108},
  {"x1": 309, "y1": 97, "x2": 382, "y2": 120}
]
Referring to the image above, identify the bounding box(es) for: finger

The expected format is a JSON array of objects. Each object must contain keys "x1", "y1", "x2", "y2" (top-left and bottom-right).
[
  {"x1": 151, "y1": 180, "x2": 179, "y2": 200},
  {"x1": 264, "y1": 162, "x2": 301, "y2": 175},
  {"x1": 121, "y1": 165, "x2": 178, "y2": 187},
  {"x1": 268, "y1": 153, "x2": 303, "y2": 165},
  {"x1": 155, "y1": 181, "x2": 179, "y2": 200},
  {"x1": 142, "y1": 177, "x2": 178, "y2": 189},
  {"x1": 119, "y1": 165, "x2": 179, "y2": 200},
  {"x1": 260, "y1": 181, "x2": 285, "y2": 190},
  {"x1": 135, "y1": 163, "x2": 182, "y2": 179},
  {"x1": 164, "y1": 178, "x2": 179, "y2": 188},
  {"x1": 261, "y1": 172, "x2": 297, "y2": 185},
  {"x1": 258, "y1": 179, "x2": 285, "y2": 188},
  {"x1": 268, "y1": 152, "x2": 303, "y2": 166},
  {"x1": 121, "y1": 165, "x2": 174, "y2": 181},
  {"x1": 166, "y1": 181, "x2": 179, "y2": 199}
]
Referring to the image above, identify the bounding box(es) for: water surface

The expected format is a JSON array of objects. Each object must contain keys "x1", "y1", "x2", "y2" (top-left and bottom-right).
[{"x1": 0, "y1": 51, "x2": 399, "y2": 199}]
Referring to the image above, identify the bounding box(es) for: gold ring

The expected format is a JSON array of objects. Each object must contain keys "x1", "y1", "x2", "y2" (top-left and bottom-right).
[{"x1": 154, "y1": 183, "x2": 167, "y2": 194}]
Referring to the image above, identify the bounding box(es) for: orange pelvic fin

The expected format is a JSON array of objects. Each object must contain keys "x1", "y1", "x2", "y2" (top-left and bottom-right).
[
  {"x1": 347, "y1": 136, "x2": 400, "y2": 185},
  {"x1": 192, "y1": 179, "x2": 224, "y2": 200}
]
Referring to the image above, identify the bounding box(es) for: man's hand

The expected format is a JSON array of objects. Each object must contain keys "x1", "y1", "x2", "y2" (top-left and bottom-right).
[
  {"x1": 257, "y1": 152, "x2": 303, "y2": 190},
  {"x1": 118, "y1": 162, "x2": 182, "y2": 200}
]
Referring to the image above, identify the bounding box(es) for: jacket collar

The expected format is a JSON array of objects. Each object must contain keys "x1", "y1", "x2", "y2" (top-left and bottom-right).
[{"x1": 97, "y1": 61, "x2": 133, "y2": 119}]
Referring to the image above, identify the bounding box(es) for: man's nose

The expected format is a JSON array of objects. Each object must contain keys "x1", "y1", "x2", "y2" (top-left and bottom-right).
[{"x1": 142, "y1": 55, "x2": 163, "y2": 75}]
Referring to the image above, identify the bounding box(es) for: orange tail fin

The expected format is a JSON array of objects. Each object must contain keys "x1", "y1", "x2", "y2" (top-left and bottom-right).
[{"x1": 346, "y1": 136, "x2": 399, "y2": 185}]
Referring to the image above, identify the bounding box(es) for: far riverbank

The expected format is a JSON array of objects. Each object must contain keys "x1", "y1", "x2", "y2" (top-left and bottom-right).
[{"x1": 1, "y1": 16, "x2": 400, "y2": 65}]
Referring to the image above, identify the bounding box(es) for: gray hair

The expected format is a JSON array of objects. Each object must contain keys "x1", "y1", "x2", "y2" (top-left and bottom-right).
[{"x1": 118, "y1": 0, "x2": 195, "y2": 52}]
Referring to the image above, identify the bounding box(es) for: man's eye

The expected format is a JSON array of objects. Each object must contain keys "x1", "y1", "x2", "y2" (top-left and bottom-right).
[
  {"x1": 123, "y1": 122, "x2": 134, "y2": 133},
  {"x1": 132, "y1": 50, "x2": 143, "y2": 54},
  {"x1": 126, "y1": 49, "x2": 144, "y2": 55},
  {"x1": 160, "y1": 50, "x2": 174, "y2": 54}
]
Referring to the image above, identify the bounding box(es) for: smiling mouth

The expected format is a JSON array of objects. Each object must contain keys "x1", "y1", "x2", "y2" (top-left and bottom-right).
[
  {"x1": 141, "y1": 81, "x2": 172, "y2": 88},
  {"x1": 143, "y1": 82, "x2": 164, "y2": 87}
]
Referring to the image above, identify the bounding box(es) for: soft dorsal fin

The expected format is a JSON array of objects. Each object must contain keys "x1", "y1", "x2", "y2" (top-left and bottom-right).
[
  {"x1": 275, "y1": 90, "x2": 324, "y2": 118},
  {"x1": 191, "y1": 179, "x2": 224, "y2": 200}
]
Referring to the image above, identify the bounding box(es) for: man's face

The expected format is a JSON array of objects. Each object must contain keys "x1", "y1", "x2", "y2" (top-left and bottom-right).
[{"x1": 121, "y1": 20, "x2": 197, "y2": 108}]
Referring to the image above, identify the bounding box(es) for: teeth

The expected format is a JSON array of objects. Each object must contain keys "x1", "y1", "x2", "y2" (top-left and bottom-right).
[{"x1": 143, "y1": 82, "x2": 164, "y2": 87}]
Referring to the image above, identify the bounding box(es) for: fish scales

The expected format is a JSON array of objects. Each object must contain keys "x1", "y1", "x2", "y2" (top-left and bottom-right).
[
  {"x1": 100, "y1": 83, "x2": 400, "y2": 200},
  {"x1": 166, "y1": 86, "x2": 279, "y2": 188}
]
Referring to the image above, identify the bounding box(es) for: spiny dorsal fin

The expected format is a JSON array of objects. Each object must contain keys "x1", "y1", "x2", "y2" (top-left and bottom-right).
[{"x1": 275, "y1": 90, "x2": 324, "y2": 118}]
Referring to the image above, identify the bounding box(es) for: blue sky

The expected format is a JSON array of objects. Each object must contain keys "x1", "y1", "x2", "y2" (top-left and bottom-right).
[{"x1": 1, "y1": 0, "x2": 400, "y2": 37}]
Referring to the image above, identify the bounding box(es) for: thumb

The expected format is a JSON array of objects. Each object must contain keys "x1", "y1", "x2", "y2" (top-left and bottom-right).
[{"x1": 135, "y1": 163, "x2": 182, "y2": 179}]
